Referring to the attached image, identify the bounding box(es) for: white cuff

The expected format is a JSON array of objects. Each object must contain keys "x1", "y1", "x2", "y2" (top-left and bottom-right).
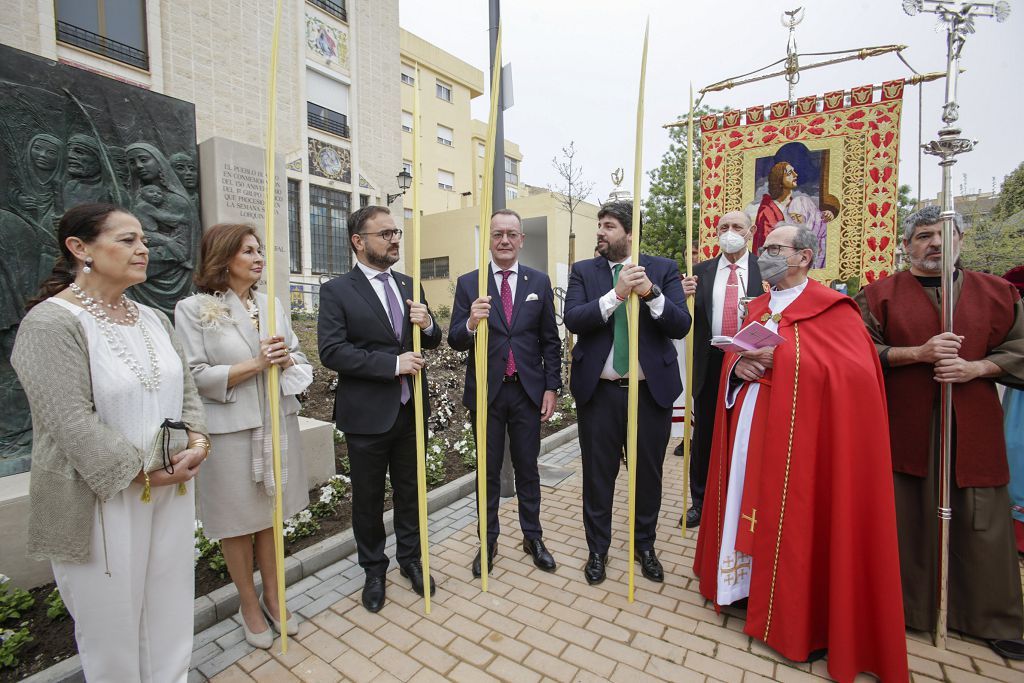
[
  {"x1": 599, "y1": 289, "x2": 623, "y2": 322},
  {"x1": 645, "y1": 293, "x2": 666, "y2": 319}
]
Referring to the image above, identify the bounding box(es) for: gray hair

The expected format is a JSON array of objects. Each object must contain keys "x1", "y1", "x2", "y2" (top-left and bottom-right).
[
  {"x1": 771, "y1": 222, "x2": 818, "y2": 262},
  {"x1": 903, "y1": 205, "x2": 963, "y2": 241}
]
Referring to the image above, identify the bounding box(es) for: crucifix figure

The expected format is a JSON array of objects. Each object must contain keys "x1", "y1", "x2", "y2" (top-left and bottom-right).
[{"x1": 741, "y1": 508, "x2": 758, "y2": 533}]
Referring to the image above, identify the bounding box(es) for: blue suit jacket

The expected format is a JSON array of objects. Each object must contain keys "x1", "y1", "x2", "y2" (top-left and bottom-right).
[
  {"x1": 564, "y1": 254, "x2": 690, "y2": 409},
  {"x1": 448, "y1": 264, "x2": 562, "y2": 409}
]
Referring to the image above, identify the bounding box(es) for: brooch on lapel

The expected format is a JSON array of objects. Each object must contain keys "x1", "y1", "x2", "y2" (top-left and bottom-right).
[
  {"x1": 196, "y1": 292, "x2": 235, "y2": 330},
  {"x1": 759, "y1": 312, "x2": 783, "y2": 324}
]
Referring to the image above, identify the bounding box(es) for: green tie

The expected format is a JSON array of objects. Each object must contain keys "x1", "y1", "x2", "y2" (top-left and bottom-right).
[{"x1": 612, "y1": 264, "x2": 629, "y2": 376}]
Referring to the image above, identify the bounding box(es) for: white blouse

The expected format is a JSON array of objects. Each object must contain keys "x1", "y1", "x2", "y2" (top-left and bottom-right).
[{"x1": 49, "y1": 297, "x2": 184, "y2": 451}]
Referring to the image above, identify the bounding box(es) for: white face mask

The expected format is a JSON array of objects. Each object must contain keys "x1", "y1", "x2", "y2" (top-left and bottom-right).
[{"x1": 718, "y1": 230, "x2": 747, "y2": 254}]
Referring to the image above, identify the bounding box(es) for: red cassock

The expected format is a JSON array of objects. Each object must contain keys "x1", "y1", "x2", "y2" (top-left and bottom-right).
[
  {"x1": 693, "y1": 280, "x2": 909, "y2": 683},
  {"x1": 753, "y1": 194, "x2": 784, "y2": 255}
]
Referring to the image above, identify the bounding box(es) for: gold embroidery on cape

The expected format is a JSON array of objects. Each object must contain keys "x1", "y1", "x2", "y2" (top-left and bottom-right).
[
  {"x1": 720, "y1": 553, "x2": 752, "y2": 587},
  {"x1": 742, "y1": 508, "x2": 758, "y2": 533}
]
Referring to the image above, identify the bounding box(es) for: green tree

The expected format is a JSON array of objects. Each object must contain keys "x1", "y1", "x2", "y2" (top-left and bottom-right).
[
  {"x1": 959, "y1": 216, "x2": 1024, "y2": 274},
  {"x1": 896, "y1": 183, "x2": 916, "y2": 232},
  {"x1": 642, "y1": 105, "x2": 721, "y2": 270},
  {"x1": 991, "y1": 161, "x2": 1024, "y2": 221}
]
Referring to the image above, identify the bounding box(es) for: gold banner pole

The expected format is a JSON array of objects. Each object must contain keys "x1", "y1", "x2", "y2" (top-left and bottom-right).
[
  {"x1": 475, "y1": 25, "x2": 503, "y2": 592},
  {"x1": 263, "y1": 0, "x2": 287, "y2": 654},
  {"x1": 680, "y1": 84, "x2": 695, "y2": 539},
  {"x1": 626, "y1": 18, "x2": 649, "y2": 603},
  {"x1": 411, "y1": 64, "x2": 431, "y2": 614}
]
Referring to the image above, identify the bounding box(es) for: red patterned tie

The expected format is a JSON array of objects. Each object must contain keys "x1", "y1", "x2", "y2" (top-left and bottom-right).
[
  {"x1": 722, "y1": 264, "x2": 740, "y2": 338},
  {"x1": 501, "y1": 270, "x2": 516, "y2": 376}
]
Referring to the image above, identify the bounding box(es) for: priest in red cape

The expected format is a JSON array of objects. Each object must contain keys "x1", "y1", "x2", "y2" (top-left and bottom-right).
[{"x1": 693, "y1": 224, "x2": 908, "y2": 683}]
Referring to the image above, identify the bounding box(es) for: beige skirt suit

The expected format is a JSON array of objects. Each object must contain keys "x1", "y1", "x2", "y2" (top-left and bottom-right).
[{"x1": 175, "y1": 290, "x2": 311, "y2": 539}]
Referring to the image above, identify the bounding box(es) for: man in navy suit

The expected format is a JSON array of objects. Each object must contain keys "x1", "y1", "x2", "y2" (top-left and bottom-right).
[
  {"x1": 677, "y1": 210, "x2": 763, "y2": 528},
  {"x1": 449, "y1": 209, "x2": 562, "y2": 577},
  {"x1": 564, "y1": 201, "x2": 691, "y2": 585},
  {"x1": 318, "y1": 205, "x2": 443, "y2": 612}
]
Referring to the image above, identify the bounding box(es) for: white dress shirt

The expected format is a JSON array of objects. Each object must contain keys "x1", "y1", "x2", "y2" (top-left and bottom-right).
[
  {"x1": 711, "y1": 250, "x2": 751, "y2": 337},
  {"x1": 356, "y1": 261, "x2": 434, "y2": 376},
  {"x1": 597, "y1": 257, "x2": 666, "y2": 380}
]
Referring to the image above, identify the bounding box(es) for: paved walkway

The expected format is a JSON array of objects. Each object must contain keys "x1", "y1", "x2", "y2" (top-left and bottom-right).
[{"x1": 192, "y1": 440, "x2": 1024, "y2": 683}]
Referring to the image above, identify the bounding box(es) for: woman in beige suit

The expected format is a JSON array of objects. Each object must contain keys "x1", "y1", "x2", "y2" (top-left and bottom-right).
[{"x1": 175, "y1": 223, "x2": 311, "y2": 649}]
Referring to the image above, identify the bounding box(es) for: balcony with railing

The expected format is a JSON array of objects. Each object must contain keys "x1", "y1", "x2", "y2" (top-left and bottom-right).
[
  {"x1": 307, "y1": 103, "x2": 350, "y2": 139},
  {"x1": 56, "y1": 20, "x2": 148, "y2": 70},
  {"x1": 309, "y1": 0, "x2": 347, "y2": 22}
]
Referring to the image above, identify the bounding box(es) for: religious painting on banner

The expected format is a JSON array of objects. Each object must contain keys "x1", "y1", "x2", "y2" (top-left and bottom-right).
[{"x1": 699, "y1": 80, "x2": 904, "y2": 287}]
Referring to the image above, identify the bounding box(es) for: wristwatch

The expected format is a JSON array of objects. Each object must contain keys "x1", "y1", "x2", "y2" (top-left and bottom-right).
[{"x1": 640, "y1": 284, "x2": 662, "y2": 302}]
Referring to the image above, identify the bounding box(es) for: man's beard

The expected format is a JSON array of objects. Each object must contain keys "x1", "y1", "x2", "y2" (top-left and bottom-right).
[
  {"x1": 597, "y1": 238, "x2": 628, "y2": 263},
  {"x1": 365, "y1": 244, "x2": 399, "y2": 270},
  {"x1": 910, "y1": 247, "x2": 959, "y2": 274}
]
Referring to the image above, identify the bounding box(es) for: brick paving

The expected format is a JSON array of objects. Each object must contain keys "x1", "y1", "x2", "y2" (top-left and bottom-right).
[{"x1": 193, "y1": 440, "x2": 1024, "y2": 682}]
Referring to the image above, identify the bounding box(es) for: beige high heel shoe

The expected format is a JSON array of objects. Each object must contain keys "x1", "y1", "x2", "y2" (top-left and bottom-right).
[
  {"x1": 238, "y1": 606, "x2": 273, "y2": 649},
  {"x1": 260, "y1": 595, "x2": 298, "y2": 636}
]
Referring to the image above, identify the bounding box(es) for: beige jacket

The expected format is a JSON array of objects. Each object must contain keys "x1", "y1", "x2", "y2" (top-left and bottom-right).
[{"x1": 11, "y1": 300, "x2": 207, "y2": 563}]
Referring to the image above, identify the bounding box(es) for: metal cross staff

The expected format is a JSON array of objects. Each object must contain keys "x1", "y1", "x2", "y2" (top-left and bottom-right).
[{"x1": 902, "y1": 0, "x2": 1012, "y2": 651}]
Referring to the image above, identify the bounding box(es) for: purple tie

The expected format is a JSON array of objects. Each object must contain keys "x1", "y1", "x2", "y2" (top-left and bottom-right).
[
  {"x1": 500, "y1": 270, "x2": 516, "y2": 376},
  {"x1": 375, "y1": 272, "x2": 410, "y2": 404}
]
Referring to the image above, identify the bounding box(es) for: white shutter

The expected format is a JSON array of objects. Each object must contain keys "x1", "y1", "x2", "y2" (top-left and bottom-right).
[
  {"x1": 436, "y1": 125, "x2": 453, "y2": 146},
  {"x1": 437, "y1": 170, "x2": 455, "y2": 190},
  {"x1": 306, "y1": 69, "x2": 349, "y2": 113}
]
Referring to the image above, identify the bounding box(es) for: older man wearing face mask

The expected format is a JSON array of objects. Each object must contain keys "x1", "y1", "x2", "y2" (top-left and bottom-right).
[
  {"x1": 855, "y1": 205, "x2": 1024, "y2": 660},
  {"x1": 693, "y1": 224, "x2": 908, "y2": 682},
  {"x1": 677, "y1": 211, "x2": 763, "y2": 528}
]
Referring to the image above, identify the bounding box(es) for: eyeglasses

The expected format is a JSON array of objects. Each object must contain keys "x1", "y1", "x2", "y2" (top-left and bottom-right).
[
  {"x1": 759, "y1": 244, "x2": 799, "y2": 257},
  {"x1": 490, "y1": 230, "x2": 523, "y2": 241},
  {"x1": 359, "y1": 229, "x2": 403, "y2": 241}
]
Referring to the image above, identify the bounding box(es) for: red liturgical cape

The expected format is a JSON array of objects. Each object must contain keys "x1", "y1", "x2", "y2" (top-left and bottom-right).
[{"x1": 693, "y1": 280, "x2": 908, "y2": 683}]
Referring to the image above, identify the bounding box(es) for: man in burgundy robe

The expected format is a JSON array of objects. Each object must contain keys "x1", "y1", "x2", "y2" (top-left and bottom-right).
[
  {"x1": 856, "y1": 206, "x2": 1024, "y2": 660},
  {"x1": 694, "y1": 224, "x2": 908, "y2": 682}
]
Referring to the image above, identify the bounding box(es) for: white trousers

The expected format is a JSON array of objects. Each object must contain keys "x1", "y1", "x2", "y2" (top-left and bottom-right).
[{"x1": 52, "y1": 481, "x2": 195, "y2": 683}]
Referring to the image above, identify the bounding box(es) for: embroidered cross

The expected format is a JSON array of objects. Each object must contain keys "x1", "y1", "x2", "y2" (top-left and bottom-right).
[
  {"x1": 720, "y1": 553, "x2": 752, "y2": 587},
  {"x1": 759, "y1": 312, "x2": 783, "y2": 324},
  {"x1": 741, "y1": 508, "x2": 758, "y2": 533}
]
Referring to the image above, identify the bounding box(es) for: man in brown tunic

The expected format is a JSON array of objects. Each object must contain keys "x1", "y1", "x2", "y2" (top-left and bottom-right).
[{"x1": 855, "y1": 205, "x2": 1024, "y2": 660}]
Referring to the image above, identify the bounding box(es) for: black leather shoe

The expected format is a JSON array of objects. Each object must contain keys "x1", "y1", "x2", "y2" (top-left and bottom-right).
[
  {"x1": 989, "y1": 638, "x2": 1024, "y2": 660},
  {"x1": 471, "y1": 543, "x2": 498, "y2": 578},
  {"x1": 636, "y1": 549, "x2": 664, "y2": 583},
  {"x1": 685, "y1": 505, "x2": 702, "y2": 529},
  {"x1": 584, "y1": 552, "x2": 608, "y2": 585},
  {"x1": 399, "y1": 560, "x2": 436, "y2": 596},
  {"x1": 522, "y1": 538, "x2": 556, "y2": 572},
  {"x1": 361, "y1": 576, "x2": 386, "y2": 612},
  {"x1": 673, "y1": 442, "x2": 684, "y2": 457}
]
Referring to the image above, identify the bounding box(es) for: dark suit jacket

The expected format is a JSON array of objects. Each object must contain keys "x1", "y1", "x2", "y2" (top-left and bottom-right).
[
  {"x1": 448, "y1": 264, "x2": 562, "y2": 409},
  {"x1": 317, "y1": 266, "x2": 442, "y2": 435},
  {"x1": 691, "y1": 253, "x2": 763, "y2": 398},
  {"x1": 564, "y1": 255, "x2": 691, "y2": 409}
]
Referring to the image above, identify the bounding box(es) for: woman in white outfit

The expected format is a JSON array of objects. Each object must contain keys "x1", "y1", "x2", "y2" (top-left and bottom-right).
[
  {"x1": 12, "y1": 203, "x2": 209, "y2": 683},
  {"x1": 174, "y1": 223, "x2": 311, "y2": 649}
]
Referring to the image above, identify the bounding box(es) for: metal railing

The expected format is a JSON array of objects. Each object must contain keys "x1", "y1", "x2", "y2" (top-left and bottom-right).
[
  {"x1": 56, "y1": 21, "x2": 148, "y2": 70},
  {"x1": 308, "y1": 0, "x2": 347, "y2": 22},
  {"x1": 307, "y1": 106, "x2": 350, "y2": 138}
]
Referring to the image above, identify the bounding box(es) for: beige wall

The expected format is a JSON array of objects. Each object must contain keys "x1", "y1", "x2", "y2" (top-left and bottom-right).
[{"x1": 419, "y1": 191, "x2": 600, "y2": 313}]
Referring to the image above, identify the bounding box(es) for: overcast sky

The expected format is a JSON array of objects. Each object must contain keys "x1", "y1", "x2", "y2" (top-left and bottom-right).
[{"x1": 398, "y1": 0, "x2": 1022, "y2": 206}]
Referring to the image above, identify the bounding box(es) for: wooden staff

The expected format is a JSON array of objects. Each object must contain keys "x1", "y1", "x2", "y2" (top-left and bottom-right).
[
  {"x1": 262, "y1": 0, "x2": 288, "y2": 654},
  {"x1": 626, "y1": 18, "x2": 649, "y2": 602},
  {"x1": 475, "y1": 24, "x2": 503, "y2": 592},
  {"x1": 680, "y1": 84, "x2": 695, "y2": 539},
  {"x1": 410, "y1": 63, "x2": 431, "y2": 614}
]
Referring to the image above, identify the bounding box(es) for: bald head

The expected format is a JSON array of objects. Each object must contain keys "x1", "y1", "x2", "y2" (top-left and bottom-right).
[
  {"x1": 718, "y1": 211, "x2": 751, "y2": 231},
  {"x1": 716, "y1": 210, "x2": 752, "y2": 260}
]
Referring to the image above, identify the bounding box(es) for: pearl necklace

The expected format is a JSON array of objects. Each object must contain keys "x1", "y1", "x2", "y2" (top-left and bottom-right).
[{"x1": 70, "y1": 283, "x2": 161, "y2": 390}]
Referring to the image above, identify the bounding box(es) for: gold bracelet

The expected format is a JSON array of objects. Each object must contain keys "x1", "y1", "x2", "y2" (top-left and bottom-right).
[{"x1": 188, "y1": 437, "x2": 211, "y2": 457}]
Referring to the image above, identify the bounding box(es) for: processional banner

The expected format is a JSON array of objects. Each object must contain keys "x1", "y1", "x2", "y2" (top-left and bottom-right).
[{"x1": 698, "y1": 80, "x2": 905, "y2": 286}]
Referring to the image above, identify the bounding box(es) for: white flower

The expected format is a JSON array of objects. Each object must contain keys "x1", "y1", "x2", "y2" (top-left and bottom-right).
[{"x1": 195, "y1": 293, "x2": 234, "y2": 330}]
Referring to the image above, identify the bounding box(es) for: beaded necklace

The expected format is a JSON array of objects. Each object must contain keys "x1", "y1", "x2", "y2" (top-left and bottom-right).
[{"x1": 69, "y1": 283, "x2": 161, "y2": 390}]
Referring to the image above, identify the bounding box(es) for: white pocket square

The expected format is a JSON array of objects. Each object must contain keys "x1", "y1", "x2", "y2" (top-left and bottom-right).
[{"x1": 525, "y1": 293, "x2": 539, "y2": 302}]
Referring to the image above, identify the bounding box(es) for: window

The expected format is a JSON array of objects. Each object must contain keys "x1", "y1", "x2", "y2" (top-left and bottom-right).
[
  {"x1": 404, "y1": 208, "x2": 413, "y2": 220},
  {"x1": 507, "y1": 187, "x2": 519, "y2": 200},
  {"x1": 436, "y1": 80, "x2": 453, "y2": 102},
  {"x1": 504, "y1": 156, "x2": 519, "y2": 186},
  {"x1": 288, "y1": 180, "x2": 302, "y2": 273},
  {"x1": 477, "y1": 143, "x2": 485, "y2": 158},
  {"x1": 400, "y1": 63, "x2": 415, "y2": 86},
  {"x1": 307, "y1": 70, "x2": 350, "y2": 137},
  {"x1": 309, "y1": 186, "x2": 351, "y2": 274},
  {"x1": 421, "y1": 257, "x2": 450, "y2": 279},
  {"x1": 436, "y1": 125, "x2": 453, "y2": 147},
  {"x1": 401, "y1": 111, "x2": 413, "y2": 133},
  {"x1": 360, "y1": 194, "x2": 369, "y2": 208},
  {"x1": 309, "y1": 0, "x2": 347, "y2": 22},
  {"x1": 402, "y1": 160, "x2": 413, "y2": 176},
  {"x1": 437, "y1": 170, "x2": 454, "y2": 191},
  {"x1": 55, "y1": 0, "x2": 148, "y2": 69}
]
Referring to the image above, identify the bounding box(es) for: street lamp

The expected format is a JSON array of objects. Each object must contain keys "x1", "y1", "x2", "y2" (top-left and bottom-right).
[
  {"x1": 903, "y1": 0, "x2": 1011, "y2": 651},
  {"x1": 387, "y1": 168, "x2": 413, "y2": 205}
]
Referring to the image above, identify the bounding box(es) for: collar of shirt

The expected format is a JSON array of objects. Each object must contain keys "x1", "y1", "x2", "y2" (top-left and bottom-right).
[
  {"x1": 491, "y1": 261, "x2": 519, "y2": 277},
  {"x1": 717, "y1": 251, "x2": 749, "y2": 273},
  {"x1": 357, "y1": 261, "x2": 392, "y2": 280},
  {"x1": 606, "y1": 256, "x2": 633, "y2": 271}
]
